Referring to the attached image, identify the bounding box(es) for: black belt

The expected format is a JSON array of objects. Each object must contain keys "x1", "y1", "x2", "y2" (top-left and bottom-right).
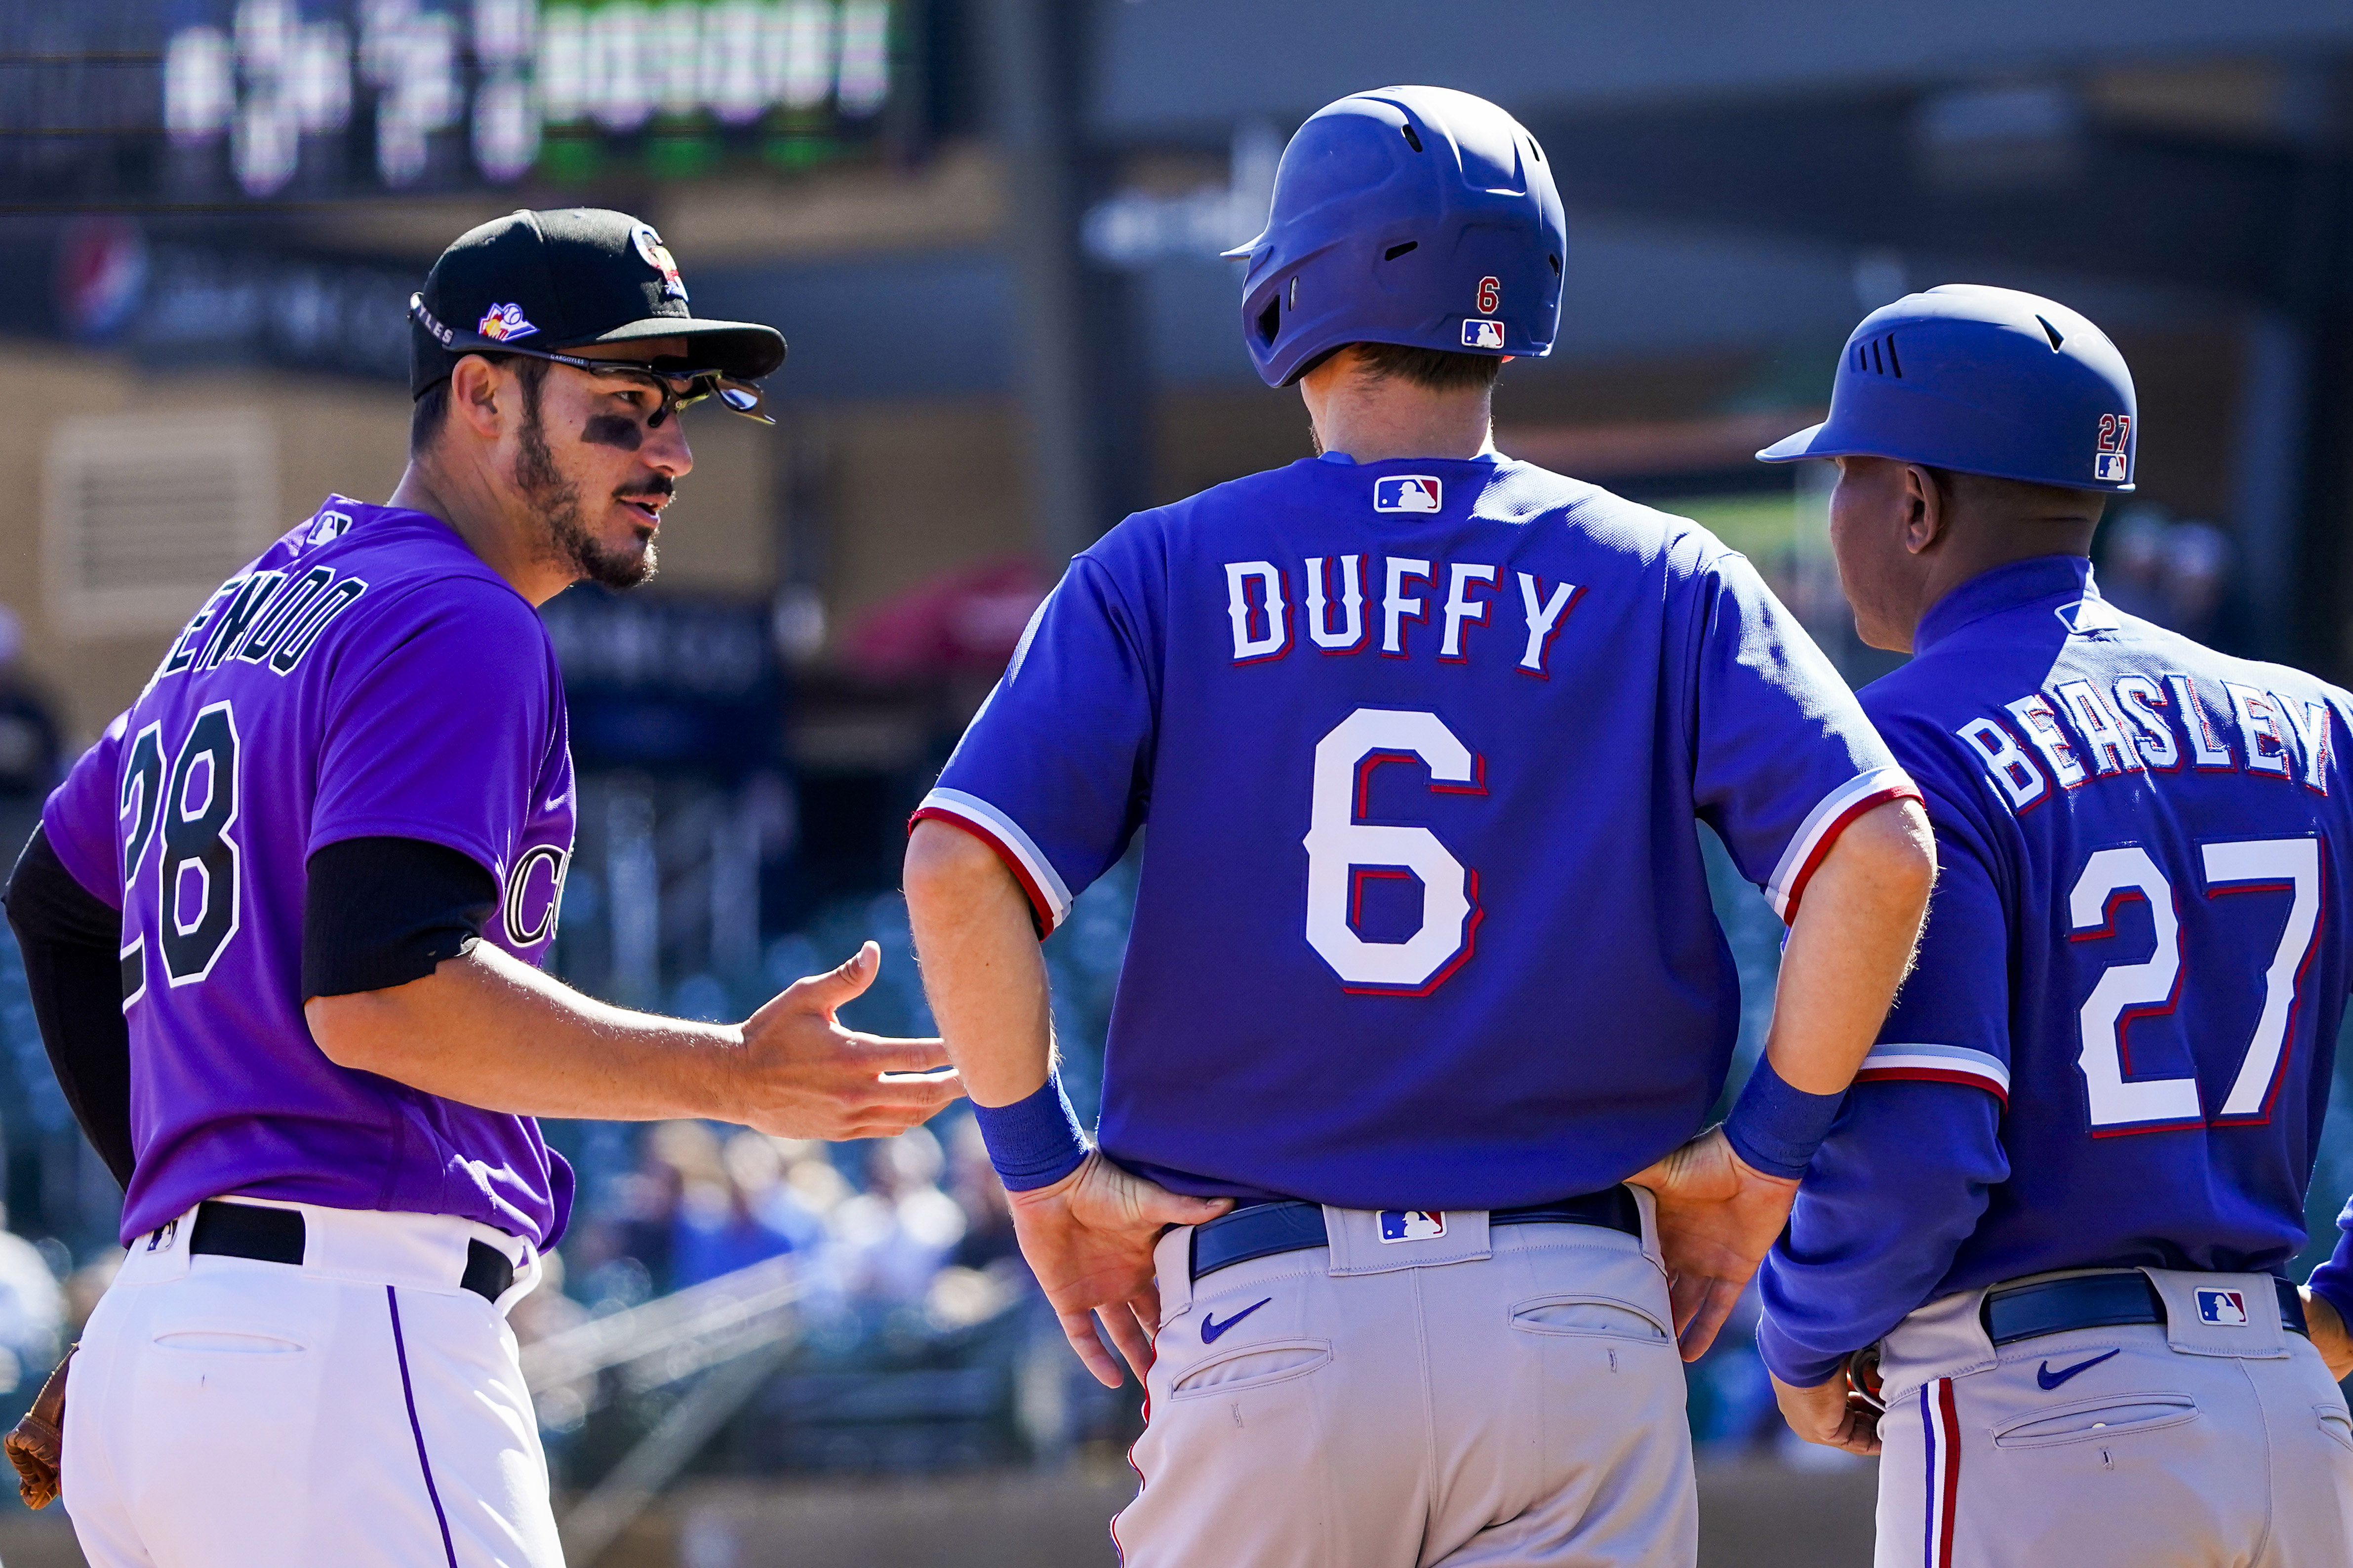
[
  {"x1": 1189, "y1": 1188, "x2": 1642, "y2": 1283},
  {"x1": 1982, "y1": 1270, "x2": 2305, "y2": 1348},
  {"x1": 185, "y1": 1201, "x2": 516, "y2": 1304}
]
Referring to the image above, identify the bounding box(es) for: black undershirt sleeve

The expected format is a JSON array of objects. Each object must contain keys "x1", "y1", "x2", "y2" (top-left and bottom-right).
[
  {"x1": 4, "y1": 826, "x2": 136, "y2": 1189},
  {"x1": 302, "y1": 837, "x2": 499, "y2": 1001}
]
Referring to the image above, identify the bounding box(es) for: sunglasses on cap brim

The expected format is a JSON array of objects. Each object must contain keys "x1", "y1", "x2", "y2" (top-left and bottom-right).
[{"x1": 411, "y1": 297, "x2": 773, "y2": 426}]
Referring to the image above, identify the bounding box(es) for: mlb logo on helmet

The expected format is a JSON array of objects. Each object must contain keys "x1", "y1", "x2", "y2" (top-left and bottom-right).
[
  {"x1": 2195, "y1": 1288, "x2": 2248, "y2": 1326},
  {"x1": 477, "y1": 302, "x2": 536, "y2": 341},
  {"x1": 1462, "y1": 319, "x2": 1506, "y2": 350},
  {"x1": 1374, "y1": 476, "x2": 1443, "y2": 514},
  {"x1": 1379, "y1": 1210, "x2": 1447, "y2": 1243},
  {"x1": 631, "y1": 222, "x2": 688, "y2": 301}
]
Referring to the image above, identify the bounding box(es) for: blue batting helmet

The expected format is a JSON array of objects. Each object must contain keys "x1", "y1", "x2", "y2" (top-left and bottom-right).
[
  {"x1": 1758, "y1": 284, "x2": 2138, "y2": 492},
  {"x1": 1224, "y1": 86, "x2": 1566, "y2": 388}
]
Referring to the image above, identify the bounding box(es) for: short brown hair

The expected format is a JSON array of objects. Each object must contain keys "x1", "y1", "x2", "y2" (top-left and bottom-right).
[
  {"x1": 408, "y1": 353, "x2": 548, "y2": 455},
  {"x1": 1347, "y1": 341, "x2": 1506, "y2": 393}
]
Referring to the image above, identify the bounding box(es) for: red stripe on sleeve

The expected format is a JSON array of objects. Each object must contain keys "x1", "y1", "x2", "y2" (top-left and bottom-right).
[
  {"x1": 908, "y1": 806, "x2": 1055, "y2": 937},
  {"x1": 1780, "y1": 783, "x2": 1922, "y2": 925},
  {"x1": 1851, "y1": 1066, "x2": 2009, "y2": 1106}
]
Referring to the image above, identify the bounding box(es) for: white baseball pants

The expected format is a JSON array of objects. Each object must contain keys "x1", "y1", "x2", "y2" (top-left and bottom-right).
[
  {"x1": 1116, "y1": 1193, "x2": 1697, "y2": 1568},
  {"x1": 1873, "y1": 1267, "x2": 2353, "y2": 1568},
  {"x1": 62, "y1": 1200, "x2": 561, "y2": 1568}
]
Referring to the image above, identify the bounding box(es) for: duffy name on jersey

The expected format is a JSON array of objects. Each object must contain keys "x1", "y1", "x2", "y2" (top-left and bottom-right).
[{"x1": 1223, "y1": 555, "x2": 1583, "y2": 676}]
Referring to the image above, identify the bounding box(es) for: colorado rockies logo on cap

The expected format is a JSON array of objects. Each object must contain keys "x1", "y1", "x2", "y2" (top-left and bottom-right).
[
  {"x1": 1374, "y1": 476, "x2": 1443, "y2": 514},
  {"x1": 631, "y1": 222, "x2": 688, "y2": 302}
]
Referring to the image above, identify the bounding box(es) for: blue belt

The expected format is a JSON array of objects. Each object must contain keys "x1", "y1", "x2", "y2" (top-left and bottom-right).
[
  {"x1": 1188, "y1": 1189, "x2": 1642, "y2": 1283},
  {"x1": 1981, "y1": 1271, "x2": 2305, "y2": 1348}
]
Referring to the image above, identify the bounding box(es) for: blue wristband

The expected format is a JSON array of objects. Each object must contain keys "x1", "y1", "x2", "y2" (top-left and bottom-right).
[
  {"x1": 1722, "y1": 1055, "x2": 1845, "y2": 1180},
  {"x1": 972, "y1": 1073, "x2": 1088, "y2": 1192}
]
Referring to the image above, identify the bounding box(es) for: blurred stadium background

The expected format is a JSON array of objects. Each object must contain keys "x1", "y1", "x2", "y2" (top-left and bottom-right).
[{"x1": 0, "y1": 2, "x2": 2350, "y2": 1564}]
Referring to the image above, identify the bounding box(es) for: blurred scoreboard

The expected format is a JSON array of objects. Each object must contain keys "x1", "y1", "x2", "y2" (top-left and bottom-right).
[{"x1": 1, "y1": 0, "x2": 912, "y2": 208}]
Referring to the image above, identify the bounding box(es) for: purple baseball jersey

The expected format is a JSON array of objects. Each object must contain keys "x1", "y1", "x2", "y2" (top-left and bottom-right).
[{"x1": 43, "y1": 496, "x2": 576, "y2": 1246}]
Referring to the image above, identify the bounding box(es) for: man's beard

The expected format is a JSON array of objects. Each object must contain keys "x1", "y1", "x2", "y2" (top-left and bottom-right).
[{"x1": 515, "y1": 397, "x2": 658, "y2": 591}]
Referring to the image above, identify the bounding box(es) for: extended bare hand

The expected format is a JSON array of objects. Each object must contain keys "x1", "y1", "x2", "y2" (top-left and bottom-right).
[
  {"x1": 1772, "y1": 1367, "x2": 1882, "y2": 1455},
  {"x1": 1627, "y1": 1124, "x2": 1799, "y2": 1361},
  {"x1": 2304, "y1": 1288, "x2": 2353, "y2": 1382},
  {"x1": 1006, "y1": 1151, "x2": 1232, "y2": 1389},
  {"x1": 733, "y1": 941, "x2": 964, "y2": 1139}
]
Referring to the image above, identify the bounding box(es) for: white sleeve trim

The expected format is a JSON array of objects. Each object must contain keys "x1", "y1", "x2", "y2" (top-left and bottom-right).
[
  {"x1": 1854, "y1": 1042, "x2": 2011, "y2": 1097},
  {"x1": 1762, "y1": 765, "x2": 1917, "y2": 919},
  {"x1": 916, "y1": 788, "x2": 1076, "y2": 933}
]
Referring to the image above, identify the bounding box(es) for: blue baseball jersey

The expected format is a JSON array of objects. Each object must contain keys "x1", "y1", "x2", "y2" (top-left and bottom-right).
[
  {"x1": 42, "y1": 496, "x2": 576, "y2": 1248},
  {"x1": 1761, "y1": 556, "x2": 2353, "y2": 1385},
  {"x1": 919, "y1": 451, "x2": 1913, "y2": 1209}
]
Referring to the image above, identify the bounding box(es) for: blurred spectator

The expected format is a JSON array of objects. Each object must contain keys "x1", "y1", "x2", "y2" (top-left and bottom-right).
[
  {"x1": 2098, "y1": 503, "x2": 2241, "y2": 648},
  {"x1": 674, "y1": 1131, "x2": 803, "y2": 1287},
  {"x1": 0, "y1": 1205, "x2": 65, "y2": 1395},
  {"x1": 945, "y1": 1117, "x2": 1021, "y2": 1275},
  {"x1": 835, "y1": 1127, "x2": 966, "y2": 1307},
  {"x1": 578, "y1": 1119, "x2": 718, "y2": 1301}
]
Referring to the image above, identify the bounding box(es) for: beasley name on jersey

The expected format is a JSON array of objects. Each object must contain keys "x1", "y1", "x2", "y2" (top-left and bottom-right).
[
  {"x1": 921, "y1": 452, "x2": 1910, "y2": 1209},
  {"x1": 1860, "y1": 556, "x2": 2353, "y2": 1285}
]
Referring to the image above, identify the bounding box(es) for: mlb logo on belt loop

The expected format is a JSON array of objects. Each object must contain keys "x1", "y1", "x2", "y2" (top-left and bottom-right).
[
  {"x1": 1374, "y1": 476, "x2": 1443, "y2": 514},
  {"x1": 1379, "y1": 1210, "x2": 1447, "y2": 1243},
  {"x1": 2195, "y1": 1288, "x2": 2248, "y2": 1326},
  {"x1": 1462, "y1": 319, "x2": 1505, "y2": 350}
]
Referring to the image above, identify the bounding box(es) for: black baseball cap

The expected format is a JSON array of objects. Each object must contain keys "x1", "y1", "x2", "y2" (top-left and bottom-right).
[{"x1": 407, "y1": 207, "x2": 786, "y2": 398}]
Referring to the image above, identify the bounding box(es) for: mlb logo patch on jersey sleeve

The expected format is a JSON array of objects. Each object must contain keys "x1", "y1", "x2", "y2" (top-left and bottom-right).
[
  {"x1": 1378, "y1": 1209, "x2": 1447, "y2": 1242},
  {"x1": 2195, "y1": 1288, "x2": 2247, "y2": 1326},
  {"x1": 1461, "y1": 319, "x2": 1505, "y2": 350},
  {"x1": 1374, "y1": 476, "x2": 1443, "y2": 514}
]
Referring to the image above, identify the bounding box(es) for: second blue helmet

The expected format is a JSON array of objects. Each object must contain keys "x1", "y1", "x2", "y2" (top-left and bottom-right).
[
  {"x1": 1225, "y1": 85, "x2": 1566, "y2": 388},
  {"x1": 1758, "y1": 284, "x2": 2139, "y2": 492}
]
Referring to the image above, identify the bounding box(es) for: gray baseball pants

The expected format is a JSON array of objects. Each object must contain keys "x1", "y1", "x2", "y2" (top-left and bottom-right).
[
  {"x1": 1872, "y1": 1267, "x2": 2353, "y2": 1568},
  {"x1": 1114, "y1": 1193, "x2": 1698, "y2": 1568}
]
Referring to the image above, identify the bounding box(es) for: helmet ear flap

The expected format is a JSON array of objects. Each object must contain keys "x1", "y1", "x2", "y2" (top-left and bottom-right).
[{"x1": 1255, "y1": 294, "x2": 1282, "y2": 348}]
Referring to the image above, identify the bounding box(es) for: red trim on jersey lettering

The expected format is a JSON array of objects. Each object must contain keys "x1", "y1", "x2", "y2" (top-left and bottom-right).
[
  {"x1": 1349, "y1": 865, "x2": 1416, "y2": 934},
  {"x1": 2113, "y1": 677, "x2": 2185, "y2": 774},
  {"x1": 908, "y1": 806, "x2": 1056, "y2": 936},
  {"x1": 1957, "y1": 716, "x2": 2052, "y2": 814},
  {"x1": 1436, "y1": 566, "x2": 1498, "y2": 664},
  {"x1": 1851, "y1": 1066, "x2": 2009, "y2": 1106},
  {"x1": 1514, "y1": 582, "x2": 1586, "y2": 681},
  {"x1": 2066, "y1": 884, "x2": 2186, "y2": 1084},
  {"x1": 1777, "y1": 783, "x2": 1920, "y2": 925},
  {"x1": 1430, "y1": 752, "x2": 1488, "y2": 796},
  {"x1": 2169, "y1": 674, "x2": 2237, "y2": 771},
  {"x1": 1341, "y1": 869, "x2": 1483, "y2": 997},
  {"x1": 1306, "y1": 555, "x2": 1369, "y2": 655},
  {"x1": 2206, "y1": 851, "x2": 2327, "y2": 1128},
  {"x1": 1231, "y1": 565, "x2": 1294, "y2": 666},
  {"x1": 1355, "y1": 750, "x2": 1420, "y2": 817},
  {"x1": 1382, "y1": 562, "x2": 1434, "y2": 659}
]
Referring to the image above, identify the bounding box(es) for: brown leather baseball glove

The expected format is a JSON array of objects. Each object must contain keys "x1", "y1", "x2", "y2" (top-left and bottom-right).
[{"x1": 5, "y1": 1343, "x2": 71, "y2": 1509}]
